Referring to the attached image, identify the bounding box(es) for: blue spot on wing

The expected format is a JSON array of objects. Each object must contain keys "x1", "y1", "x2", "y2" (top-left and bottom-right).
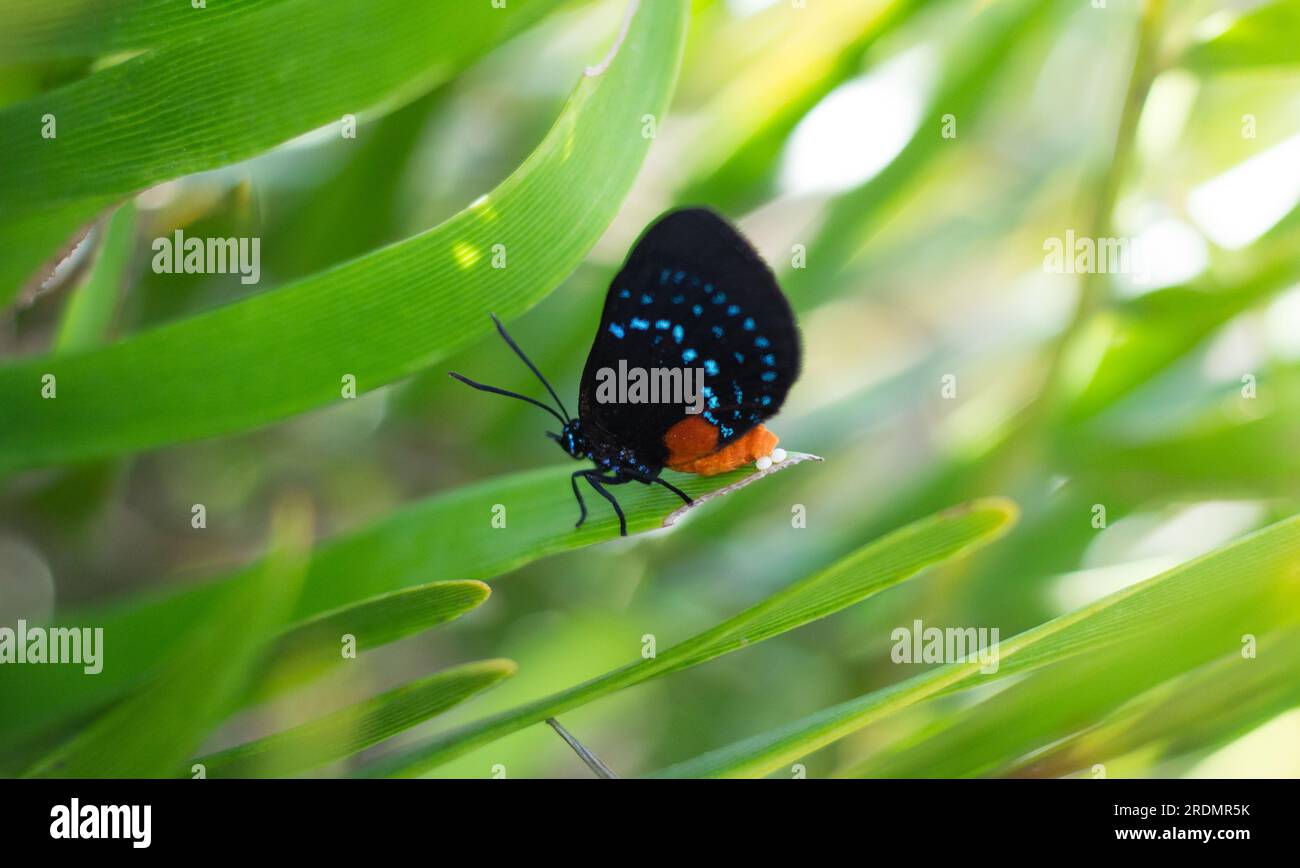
[{"x1": 609, "y1": 323, "x2": 625, "y2": 338}]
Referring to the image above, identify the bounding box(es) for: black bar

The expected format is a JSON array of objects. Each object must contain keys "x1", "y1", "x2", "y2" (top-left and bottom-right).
[{"x1": 1, "y1": 778, "x2": 1287, "y2": 853}]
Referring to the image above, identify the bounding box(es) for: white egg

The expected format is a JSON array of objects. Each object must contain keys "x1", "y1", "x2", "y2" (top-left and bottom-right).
[
  {"x1": 756, "y1": 455, "x2": 773, "y2": 471},
  {"x1": 771, "y1": 448, "x2": 787, "y2": 463}
]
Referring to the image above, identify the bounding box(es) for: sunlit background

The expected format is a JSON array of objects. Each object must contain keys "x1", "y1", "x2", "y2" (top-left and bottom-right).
[{"x1": 3, "y1": 0, "x2": 1299, "y2": 777}]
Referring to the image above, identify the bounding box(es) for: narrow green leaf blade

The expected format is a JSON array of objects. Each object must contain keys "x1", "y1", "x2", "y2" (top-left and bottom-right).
[
  {"x1": 651, "y1": 512, "x2": 1300, "y2": 778},
  {"x1": 842, "y1": 624, "x2": 1300, "y2": 779},
  {"x1": 1015, "y1": 629, "x2": 1300, "y2": 777},
  {"x1": 0, "y1": 0, "x2": 558, "y2": 210},
  {"x1": 275, "y1": 580, "x2": 491, "y2": 666},
  {"x1": 0, "y1": 0, "x2": 288, "y2": 59},
  {"x1": 0, "y1": 459, "x2": 814, "y2": 742},
  {"x1": 0, "y1": 197, "x2": 112, "y2": 311},
  {"x1": 0, "y1": 0, "x2": 561, "y2": 304},
  {"x1": 256, "y1": 580, "x2": 492, "y2": 700},
  {"x1": 198, "y1": 659, "x2": 517, "y2": 778},
  {"x1": 0, "y1": 0, "x2": 689, "y2": 469},
  {"x1": 54, "y1": 202, "x2": 136, "y2": 353},
  {"x1": 23, "y1": 497, "x2": 314, "y2": 778},
  {"x1": 367, "y1": 498, "x2": 1018, "y2": 777},
  {"x1": 1065, "y1": 242, "x2": 1300, "y2": 422}
]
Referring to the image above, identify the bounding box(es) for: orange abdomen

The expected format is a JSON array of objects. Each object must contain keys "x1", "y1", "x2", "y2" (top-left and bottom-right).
[{"x1": 663, "y1": 416, "x2": 778, "y2": 476}]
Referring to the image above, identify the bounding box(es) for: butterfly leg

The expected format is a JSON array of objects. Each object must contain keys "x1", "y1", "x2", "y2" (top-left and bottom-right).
[
  {"x1": 648, "y1": 475, "x2": 693, "y2": 506},
  {"x1": 623, "y1": 470, "x2": 693, "y2": 506},
  {"x1": 570, "y1": 470, "x2": 590, "y2": 528},
  {"x1": 584, "y1": 472, "x2": 628, "y2": 537}
]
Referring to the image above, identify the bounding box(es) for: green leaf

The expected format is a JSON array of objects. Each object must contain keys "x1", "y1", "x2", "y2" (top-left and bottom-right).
[
  {"x1": 0, "y1": 0, "x2": 289, "y2": 59},
  {"x1": 649, "y1": 511, "x2": 1300, "y2": 778},
  {"x1": 0, "y1": 0, "x2": 562, "y2": 304},
  {"x1": 54, "y1": 202, "x2": 136, "y2": 353},
  {"x1": 0, "y1": 197, "x2": 114, "y2": 311},
  {"x1": 1064, "y1": 244, "x2": 1300, "y2": 422},
  {"x1": 841, "y1": 625, "x2": 1300, "y2": 779},
  {"x1": 0, "y1": 0, "x2": 559, "y2": 211},
  {"x1": 1014, "y1": 629, "x2": 1300, "y2": 777},
  {"x1": 0, "y1": 458, "x2": 816, "y2": 742},
  {"x1": 365, "y1": 498, "x2": 1018, "y2": 777},
  {"x1": 275, "y1": 580, "x2": 491, "y2": 668},
  {"x1": 0, "y1": 0, "x2": 689, "y2": 469},
  {"x1": 1182, "y1": 1, "x2": 1300, "y2": 71},
  {"x1": 1065, "y1": 408, "x2": 1300, "y2": 499},
  {"x1": 256, "y1": 580, "x2": 492, "y2": 700},
  {"x1": 197, "y1": 659, "x2": 517, "y2": 778},
  {"x1": 23, "y1": 496, "x2": 314, "y2": 778}
]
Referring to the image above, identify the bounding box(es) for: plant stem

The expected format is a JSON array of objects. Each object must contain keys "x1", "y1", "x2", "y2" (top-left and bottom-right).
[{"x1": 546, "y1": 718, "x2": 619, "y2": 779}]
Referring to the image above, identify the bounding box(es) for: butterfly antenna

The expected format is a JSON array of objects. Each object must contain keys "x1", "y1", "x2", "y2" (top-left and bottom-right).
[
  {"x1": 447, "y1": 372, "x2": 567, "y2": 427},
  {"x1": 489, "y1": 313, "x2": 572, "y2": 423}
]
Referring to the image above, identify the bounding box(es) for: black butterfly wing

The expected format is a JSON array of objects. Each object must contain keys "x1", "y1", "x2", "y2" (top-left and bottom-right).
[{"x1": 578, "y1": 207, "x2": 801, "y2": 469}]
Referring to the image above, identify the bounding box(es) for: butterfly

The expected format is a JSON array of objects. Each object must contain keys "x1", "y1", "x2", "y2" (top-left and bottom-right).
[{"x1": 450, "y1": 207, "x2": 802, "y2": 536}]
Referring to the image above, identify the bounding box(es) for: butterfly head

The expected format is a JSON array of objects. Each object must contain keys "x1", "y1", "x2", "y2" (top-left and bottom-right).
[{"x1": 548, "y1": 420, "x2": 587, "y2": 460}]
